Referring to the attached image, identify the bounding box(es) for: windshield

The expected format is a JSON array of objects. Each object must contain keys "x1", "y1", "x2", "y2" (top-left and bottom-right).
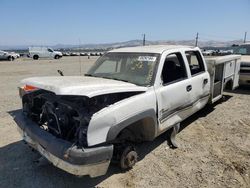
[
  {"x1": 86, "y1": 52, "x2": 160, "y2": 86},
  {"x1": 48, "y1": 48, "x2": 54, "y2": 52}
]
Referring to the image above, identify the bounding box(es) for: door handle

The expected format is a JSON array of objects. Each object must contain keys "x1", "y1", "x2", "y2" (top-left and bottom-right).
[
  {"x1": 186, "y1": 85, "x2": 192, "y2": 92},
  {"x1": 203, "y1": 78, "x2": 208, "y2": 85}
]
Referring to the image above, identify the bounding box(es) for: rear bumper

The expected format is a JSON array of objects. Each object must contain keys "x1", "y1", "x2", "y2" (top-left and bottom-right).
[{"x1": 13, "y1": 110, "x2": 113, "y2": 177}]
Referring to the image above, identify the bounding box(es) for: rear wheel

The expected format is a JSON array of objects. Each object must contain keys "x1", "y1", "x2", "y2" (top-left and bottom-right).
[{"x1": 33, "y1": 55, "x2": 39, "y2": 60}]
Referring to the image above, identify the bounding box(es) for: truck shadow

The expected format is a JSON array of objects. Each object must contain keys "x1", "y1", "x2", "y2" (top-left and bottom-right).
[
  {"x1": 3, "y1": 96, "x2": 232, "y2": 188},
  {"x1": 0, "y1": 140, "x2": 121, "y2": 188},
  {"x1": 225, "y1": 85, "x2": 250, "y2": 95}
]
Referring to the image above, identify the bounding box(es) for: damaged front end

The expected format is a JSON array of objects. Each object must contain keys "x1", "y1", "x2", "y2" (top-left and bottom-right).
[{"x1": 14, "y1": 86, "x2": 139, "y2": 177}]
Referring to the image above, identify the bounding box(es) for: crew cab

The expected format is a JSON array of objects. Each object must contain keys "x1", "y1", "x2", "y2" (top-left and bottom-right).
[{"x1": 12, "y1": 45, "x2": 241, "y2": 177}]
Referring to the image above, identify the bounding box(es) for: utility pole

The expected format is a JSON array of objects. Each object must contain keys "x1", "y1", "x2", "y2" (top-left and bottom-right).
[
  {"x1": 195, "y1": 32, "x2": 199, "y2": 47},
  {"x1": 142, "y1": 34, "x2": 146, "y2": 46},
  {"x1": 244, "y1": 32, "x2": 247, "y2": 43}
]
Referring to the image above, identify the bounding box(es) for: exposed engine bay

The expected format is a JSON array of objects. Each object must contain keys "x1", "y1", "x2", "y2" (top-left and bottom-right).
[{"x1": 21, "y1": 89, "x2": 140, "y2": 147}]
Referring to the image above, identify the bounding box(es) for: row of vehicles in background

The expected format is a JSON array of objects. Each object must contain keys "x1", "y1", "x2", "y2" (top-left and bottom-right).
[
  {"x1": 201, "y1": 49, "x2": 233, "y2": 56},
  {"x1": 28, "y1": 47, "x2": 104, "y2": 60},
  {"x1": 202, "y1": 43, "x2": 250, "y2": 56},
  {"x1": 62, "y1": 51, "x2": 104, "y2": 56},
  {"x1": 1, "y1": 46, "x2": 104, "y2": 61}
]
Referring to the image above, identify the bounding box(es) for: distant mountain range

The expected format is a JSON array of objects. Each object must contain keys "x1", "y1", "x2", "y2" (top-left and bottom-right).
[{"x1": 0, "y1": 39, "x2": 245, "y2": 50}]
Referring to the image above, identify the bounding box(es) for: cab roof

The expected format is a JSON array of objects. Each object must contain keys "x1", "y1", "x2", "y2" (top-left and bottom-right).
[{"x1": 109, "y1": 45, "x2": 196, "y2": 54}]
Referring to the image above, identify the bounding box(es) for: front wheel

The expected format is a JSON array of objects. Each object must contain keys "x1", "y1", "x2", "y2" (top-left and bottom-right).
[
  {"x1": 54, "y1": 55, "x2": 59, "y2": 59},
  {"x1": 8, "y1": 56, "x2": 14, "y2": 61},
  {"x1": 120, "y1": 145, "x2": 138, "y2": 170}
]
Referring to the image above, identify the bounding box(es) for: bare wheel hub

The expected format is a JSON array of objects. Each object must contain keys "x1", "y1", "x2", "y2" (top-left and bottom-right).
[{"x1": 120, "y1": 146, "x2": 138, "y2": 170}]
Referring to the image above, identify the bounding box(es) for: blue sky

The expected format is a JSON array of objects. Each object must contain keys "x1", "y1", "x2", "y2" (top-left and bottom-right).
[{"x1": 0, "y1": 0, "x2": 250, "y2": 45}]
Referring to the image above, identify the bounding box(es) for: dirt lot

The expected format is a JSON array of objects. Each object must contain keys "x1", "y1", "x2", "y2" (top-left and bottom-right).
[{"x1": 0, "y1": 56, "x2": 249, "y2": 188}]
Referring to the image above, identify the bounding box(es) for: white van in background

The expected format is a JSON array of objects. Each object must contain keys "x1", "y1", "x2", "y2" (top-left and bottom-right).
[{"x1": 28, "y1": 47, "x2": 62, "y2": 60}]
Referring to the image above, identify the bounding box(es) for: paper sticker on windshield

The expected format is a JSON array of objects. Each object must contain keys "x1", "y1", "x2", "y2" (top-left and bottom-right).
[{"x1": 138, "y1": 56, "x2": 157, "y2": 62}]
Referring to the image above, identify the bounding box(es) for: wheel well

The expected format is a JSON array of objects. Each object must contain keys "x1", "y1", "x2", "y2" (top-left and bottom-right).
[
  {"x1": 8, "y1": 56, "x2": 14, "y2": 60},
  {"x1": 113, "y1": 117, "x2": 156, "y2": 143}
]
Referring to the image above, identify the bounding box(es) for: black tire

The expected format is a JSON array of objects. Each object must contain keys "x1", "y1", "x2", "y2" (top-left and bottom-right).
[
  {"x1": 120, "y1": 146, "x2": 138, "y2": 170},
  {"x1": 8, "y1": 56, "x2": 14, "y2": 61},
  {"x1": 54, "y1": 55, "x2": 59, "y2": 59},
  {"x1": 33, "y1": 55, "x2": 39, "y2": 60}
]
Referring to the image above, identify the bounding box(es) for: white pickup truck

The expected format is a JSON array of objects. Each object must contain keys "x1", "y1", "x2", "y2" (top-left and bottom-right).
[{"x1": 12, "y1": 45, "x2": 241, "y2": 177}]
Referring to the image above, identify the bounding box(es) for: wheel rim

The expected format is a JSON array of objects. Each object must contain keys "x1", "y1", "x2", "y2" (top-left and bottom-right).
[
  {"x1": 120, "y1": 146, "x2": 138, "y2": 169},
  {"x1": 125, "y1": 151, "x2": 137, "y2": 168}
]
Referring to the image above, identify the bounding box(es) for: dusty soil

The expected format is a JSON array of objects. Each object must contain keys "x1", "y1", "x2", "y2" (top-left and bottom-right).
[{"x1": 0, "y1": 56, "x2": 249, "y2": 188}]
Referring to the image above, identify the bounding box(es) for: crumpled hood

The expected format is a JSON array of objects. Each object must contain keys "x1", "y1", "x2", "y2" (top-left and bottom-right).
[{"x1": 21, "y1": 76, "x2": 148, "y2": 97}]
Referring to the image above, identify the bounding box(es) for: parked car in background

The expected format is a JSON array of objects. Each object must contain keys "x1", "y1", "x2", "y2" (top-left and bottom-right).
[
  {"x1": 202, "y1": 49, "x2": 214, "y2": 56},
  {"x1": 70, "y1": 52, "x2": 78, "y2": 56},
  {"x1": 10, "y1": 52, "x2": 20, "y2": 58},
  {"x1": 62, "y1": 52, "x2": 70, "y2": 56},
  {"x1": 218, "y1": 50, "x2": 233, "y2": 56},
  {"x1": 28, "y1": 47, "x2": 62, "y2": 60},
  {"x1": 0, "y1": 50, "x2": 16, "y2": 61}
]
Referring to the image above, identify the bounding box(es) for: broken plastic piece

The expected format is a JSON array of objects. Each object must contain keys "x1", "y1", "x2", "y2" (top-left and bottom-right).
[{"x1": 170, "y1": 123, "x2": 180, "y2": 148}]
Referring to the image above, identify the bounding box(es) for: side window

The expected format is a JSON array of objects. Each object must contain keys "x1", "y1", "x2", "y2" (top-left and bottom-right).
[
  {"x1": 48, "y1": 48, "x2": 53, "y2": 52},
  {"x1": 185, "y1": 51, "x2": 205, "y2": 76},
  {"x1": 162, "y1": 53, "x2": 187, "y2": 85}
]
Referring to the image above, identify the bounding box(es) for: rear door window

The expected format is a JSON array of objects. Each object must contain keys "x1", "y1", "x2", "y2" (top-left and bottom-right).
[{"x1": 185, "y1": 51, "x2": 205, "y2": 76}]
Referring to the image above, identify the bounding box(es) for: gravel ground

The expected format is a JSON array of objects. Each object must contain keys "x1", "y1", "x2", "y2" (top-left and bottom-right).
[{"x1": 0, "y1": 56, "x2": 249, "y2": 188}]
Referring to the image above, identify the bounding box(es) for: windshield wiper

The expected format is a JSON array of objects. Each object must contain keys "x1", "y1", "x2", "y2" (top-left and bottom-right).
[
  {"x1": 110, "y1": 77, "x2": 129, "y2": 83},
  {"x1": 85, "y1": 74, "x2": 130, "y2": 83},
  {"x1": 99, "y1": 76, "x2": 129, "y2": 83},
  {"x1": 84, "y1": 73, "x2": 96, "y2": 77}
]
